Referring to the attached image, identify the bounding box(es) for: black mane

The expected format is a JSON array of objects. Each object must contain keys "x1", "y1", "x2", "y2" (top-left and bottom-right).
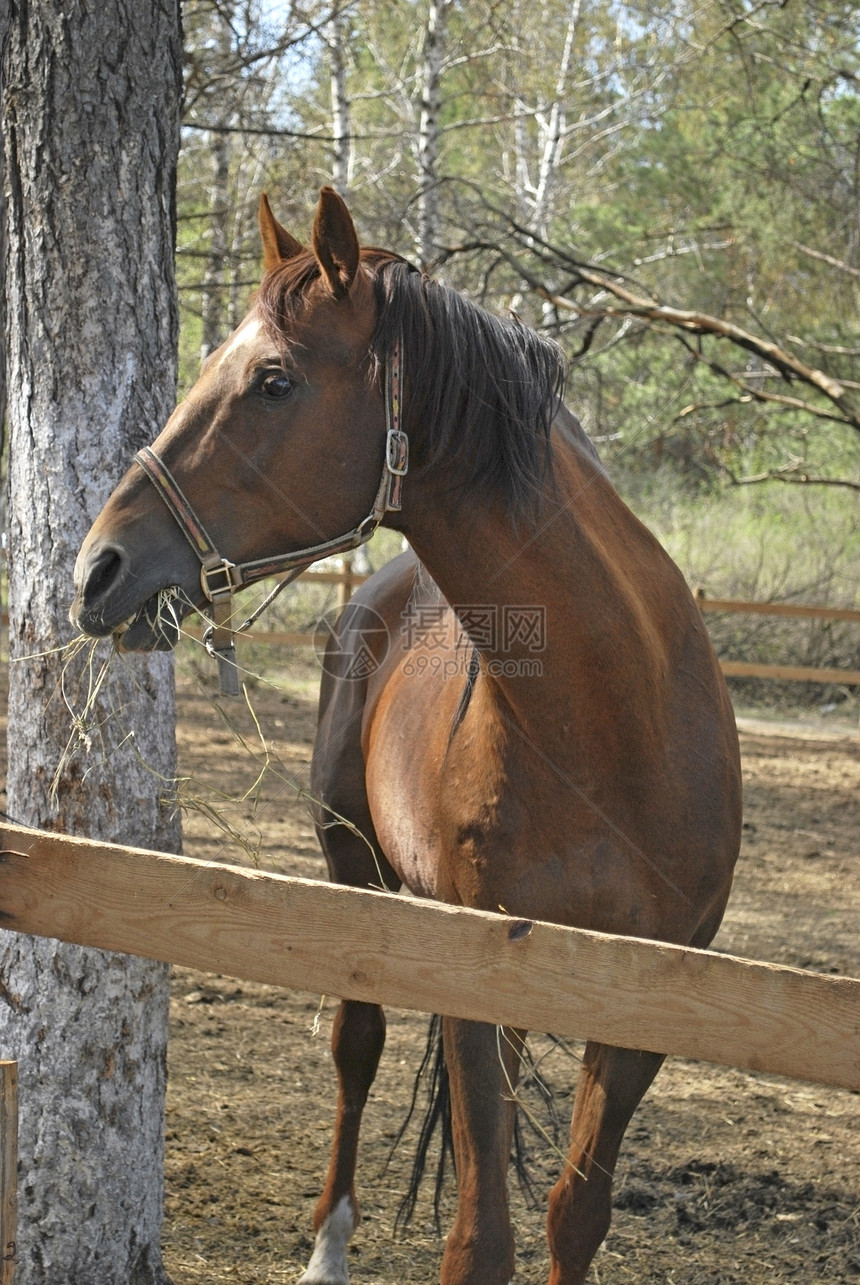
[{"x1": 258, "y1": 249, "x2": 567, "y2": 515}]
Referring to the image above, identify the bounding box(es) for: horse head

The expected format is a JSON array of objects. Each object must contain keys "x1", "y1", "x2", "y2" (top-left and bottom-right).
[{"x1": 71, "y1": 188, "x2": 394, "y2": 652}]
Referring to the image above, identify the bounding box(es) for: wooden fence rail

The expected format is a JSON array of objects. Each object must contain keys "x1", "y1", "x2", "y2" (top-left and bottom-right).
[
  {"x1": 178, "y1": 569, "x2": 860, "y2": 687},
  {"x1": 0, "y1": 571, "x2": 857, "y2": 683},
  {"x1": 0, "y1": 823, "x2": 857, "y2": 1093},
  {"x1": 694, "y1": 594, "x2": 860, "y2": 624},
  {"x1": 300, "y1": 569, "x2": 860, "y2": 624}
]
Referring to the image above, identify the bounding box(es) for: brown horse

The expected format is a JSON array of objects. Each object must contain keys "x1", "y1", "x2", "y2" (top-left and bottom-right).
[{"x1": 72, "y1": 187, "x2": 742, "y2": 1285}]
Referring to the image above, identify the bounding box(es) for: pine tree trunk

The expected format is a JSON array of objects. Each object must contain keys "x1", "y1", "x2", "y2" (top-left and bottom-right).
[
  {"x1": 0, "y1": 7, "x2": 8, "y2": 451},
  {"x1": 1, "y1": 3, "x2": 182, "y2": 1281}
]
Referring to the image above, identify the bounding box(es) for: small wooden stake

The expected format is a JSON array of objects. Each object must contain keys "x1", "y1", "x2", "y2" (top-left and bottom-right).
[{"x1": 0, "y1": 1062, "x2": 17, "y2": 1283}]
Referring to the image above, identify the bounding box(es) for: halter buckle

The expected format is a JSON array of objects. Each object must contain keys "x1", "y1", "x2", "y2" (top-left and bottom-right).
[
  {"x1": 386, "y1": 429, "x2": 409, "y2": 476},
  {"x1": 200, "y1": 559, "x2": 239, "y2": 602}
]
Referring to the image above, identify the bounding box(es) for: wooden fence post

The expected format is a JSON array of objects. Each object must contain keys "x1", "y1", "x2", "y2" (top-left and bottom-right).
[
  {"x1": 337, "y1": 555, "x2": 353, "y2": 612},
  {"x1": 0, "y1": 1061, "x2": 17, "y2": 1283}
]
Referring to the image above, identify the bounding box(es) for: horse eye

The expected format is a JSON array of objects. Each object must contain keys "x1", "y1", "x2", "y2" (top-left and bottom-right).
[{"x1": 260, "y1": 371, "x2": 293, "y2": 399}]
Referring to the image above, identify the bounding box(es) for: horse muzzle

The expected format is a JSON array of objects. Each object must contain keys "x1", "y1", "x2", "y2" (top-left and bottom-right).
[{"x1": 71, "y1": 534, "x2": 197, "y2": 651}]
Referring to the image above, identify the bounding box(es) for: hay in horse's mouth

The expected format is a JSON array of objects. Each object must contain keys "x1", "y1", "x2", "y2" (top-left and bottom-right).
[{"x1": 115, "y1": 588, "x2": 184, "y2": 653}]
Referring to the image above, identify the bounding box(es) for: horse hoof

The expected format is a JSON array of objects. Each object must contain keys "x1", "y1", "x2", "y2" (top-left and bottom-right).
[{"x1": 298, "y1": 1195, "x2": 355, "y2": 1285}]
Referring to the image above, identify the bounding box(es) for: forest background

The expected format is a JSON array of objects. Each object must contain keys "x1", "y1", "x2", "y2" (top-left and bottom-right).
[{"x1": 178, "y1": 0, "x2": 859, "y2": 694}]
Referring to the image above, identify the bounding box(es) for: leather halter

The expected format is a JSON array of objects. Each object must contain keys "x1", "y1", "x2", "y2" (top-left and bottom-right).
[{"x1": 134, "y1": 341, "x2": 407, "y2": 695}]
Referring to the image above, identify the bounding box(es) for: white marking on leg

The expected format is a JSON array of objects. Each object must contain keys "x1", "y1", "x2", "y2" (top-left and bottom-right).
[{"x1": 298, "y1": 1195, "x2": 356, "y2": 1285}]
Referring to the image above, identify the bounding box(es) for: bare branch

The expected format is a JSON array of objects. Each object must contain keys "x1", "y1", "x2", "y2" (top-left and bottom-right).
[
  {"x1": 546, "y1": 272, "x2": 857, "y2": 423},
  {"x1": 791, "y1": 241, "x2": 860, "y2": 282},
  {"x1": 786, "y1": 335, "x2": 860, "y2": 358},
  {"x1": 726, "y1": 463, "x2": 860, "y2": 493},
  {"x1": 669, "y1": 334, "x2": 855, "y2": 427},
  {"x1": 459, "y1": 210, "x2": 860, "y2": 432}
]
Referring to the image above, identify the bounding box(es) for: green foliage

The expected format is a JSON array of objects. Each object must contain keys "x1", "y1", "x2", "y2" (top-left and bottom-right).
[
  {"x1": 637, "y1": 480, "x2": 860, "y2": 702},
  {"x1": 648, "y1": 481, "x2": 859, "y2": 607},
  {"x1": 174, "y1": 0, "x2": 860, "y2": 662}
]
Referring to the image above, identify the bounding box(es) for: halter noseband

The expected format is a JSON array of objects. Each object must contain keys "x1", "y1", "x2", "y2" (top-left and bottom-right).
[{"x1": 133, "y1": 342, "x2": 407, "y2": 696}]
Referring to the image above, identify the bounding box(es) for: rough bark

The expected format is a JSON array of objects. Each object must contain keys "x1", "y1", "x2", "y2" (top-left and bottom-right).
[
  {"x1": 0, "y1": 4, "x2": 8, "y2": 450},
  {"x1": 1, "y1": 3, "x2": 182, "y2": 1282}
]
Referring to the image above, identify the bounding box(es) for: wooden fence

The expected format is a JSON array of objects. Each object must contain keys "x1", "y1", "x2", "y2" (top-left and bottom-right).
[
  {"x1": 694, "y1": 590, "x2": 860, "y2": 686},
  {"x1": 0, "y1": 567, "x2": 856, "y2": 684},
  {"x1": 0, "y1": 823, "x2": 857, "y2": 1093},
  {"x1": 182, "y1": 566, "x2": 860, "y2": 687},
  {"x1": 0, "y1": 571, "x2": 854, "y2": 1275}
]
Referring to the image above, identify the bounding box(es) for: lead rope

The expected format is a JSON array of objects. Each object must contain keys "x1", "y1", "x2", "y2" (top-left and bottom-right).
[{"x1": 134, "y1": 339, "x2": 407, "y2": 696}]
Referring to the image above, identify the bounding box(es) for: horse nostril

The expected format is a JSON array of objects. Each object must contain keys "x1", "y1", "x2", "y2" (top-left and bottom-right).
[{"x1": 83, "y1": 547, "x2": 124, "y2": 605}]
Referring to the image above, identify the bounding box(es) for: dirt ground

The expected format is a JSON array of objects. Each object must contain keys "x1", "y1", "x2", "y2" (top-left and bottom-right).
[{"x1": 156, "y1": 646, "x2": 860, "y2": 1285}]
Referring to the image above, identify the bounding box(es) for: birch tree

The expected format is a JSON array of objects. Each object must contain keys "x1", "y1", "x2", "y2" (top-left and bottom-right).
[
  {"x1": 1, "y1": 3, "x2": 182, "y2": 1280},
  {"x1": 200, "y1": 128, "x2": 232, "y2": 360},
  {"x1": 416, "y1": 0, "x2": 447, "y2": 266},
  {"x1": 175, "y1": 0, "x2": 859, "y2": 490},
  {"x1": 328, "y1": 9, "x2": 352, "y2": 195}
]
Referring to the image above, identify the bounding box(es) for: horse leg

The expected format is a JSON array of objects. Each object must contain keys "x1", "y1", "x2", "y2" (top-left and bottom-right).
[
  {"x1": 302, "y1": 671, "x2": 402, "y2": 1285},
  {"x1": 440, "y1": 1017, "x2": 524, "y2": 1285},
  {"x1": 299, "y1": 999, "x2": 387, "y2": 1285},
  {"x1": 546, "y1": 1041, "x2": 664, "y2": 1285}
]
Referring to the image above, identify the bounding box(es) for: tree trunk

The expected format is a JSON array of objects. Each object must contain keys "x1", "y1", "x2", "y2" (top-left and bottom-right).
[
  {"x1": 200, "y1": 127, "x2": 231, "y2": 361},
  {"x1": 1, "y1": 3, "x2": 182, "y2": 1282},
  {"x1": 530, "y1": 0, "x2": 580, "y2": 237},
  {"x1": 0, "y1": 6, "x2": 8, "y2": 454},
  {"x1": 328, "y1": 11, "x2": 351, "y2": 197},
  {"x1": 416, "y1": 0, "x2": 447, "y2": 268}
]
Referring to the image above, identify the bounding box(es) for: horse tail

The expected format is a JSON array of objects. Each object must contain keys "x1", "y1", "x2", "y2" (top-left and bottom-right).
[
  {"x1": 391, "y1": 1014, "x2": 452, "y2": 1232},
  {"x1": 388, "y1": 1017, "x2": 565, "y2": 1230}
]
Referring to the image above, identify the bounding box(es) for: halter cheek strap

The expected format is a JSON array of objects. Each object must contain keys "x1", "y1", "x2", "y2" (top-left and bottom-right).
[{"x1": 134, "y1": 342, "x2": 407, "y2": 696}]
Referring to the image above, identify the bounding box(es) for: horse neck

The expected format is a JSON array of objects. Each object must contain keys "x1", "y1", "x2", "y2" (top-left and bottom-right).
[{"x1": 396, "y1": 423, "x2": 679, "y2": 736}]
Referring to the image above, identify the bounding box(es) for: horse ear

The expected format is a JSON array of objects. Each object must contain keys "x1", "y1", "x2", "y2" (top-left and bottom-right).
[
  {"x1": 258, "y1": 194, "x2": 305, "y2": 271},
  {"x1": 312, "y1": 186, "x2": 360, "y2": 299}
]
